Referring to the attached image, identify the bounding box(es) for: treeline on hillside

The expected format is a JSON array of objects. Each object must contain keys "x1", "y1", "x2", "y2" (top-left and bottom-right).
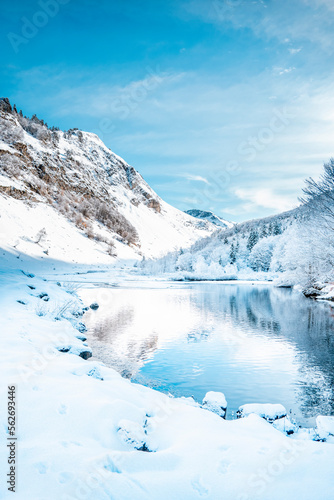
[{"x1": 142, "y1": 159, "x2": 334, "y2": 292}]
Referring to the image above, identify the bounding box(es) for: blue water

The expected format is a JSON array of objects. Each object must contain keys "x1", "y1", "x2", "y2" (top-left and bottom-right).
[{"x1": 81, "y1": 282, "x2": 334, "y2": 425}]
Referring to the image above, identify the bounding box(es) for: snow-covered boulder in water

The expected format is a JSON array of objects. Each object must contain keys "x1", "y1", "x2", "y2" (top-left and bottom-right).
[
  {"x1": 316, "y1": 416, "x2": 334, "y2": 441},
  {"x1": 237, "y1": 403, "x2": 287, "y2": 423},
  {"x1": 202, "y1": 391, "x2": 227, "y2": 418}
]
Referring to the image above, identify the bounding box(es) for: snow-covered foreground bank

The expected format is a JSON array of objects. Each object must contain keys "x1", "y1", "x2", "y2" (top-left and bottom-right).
[{"x1": 1, "y1": 265, "x2": 334, "y2": 500}]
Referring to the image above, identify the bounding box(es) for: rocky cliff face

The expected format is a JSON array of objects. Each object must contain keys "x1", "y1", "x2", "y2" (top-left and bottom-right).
[{"x1": 0, "y1": 98, "x2": 215, "y2": 258}]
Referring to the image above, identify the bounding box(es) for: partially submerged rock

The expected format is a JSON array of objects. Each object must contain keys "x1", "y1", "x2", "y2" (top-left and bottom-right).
[
  {"x1": 237, "y1": 403, "x2": 287, "y2": 423},
  {"x1": 57, "y1": 347, "x2": 70, "y2": 353},
  {"x1": 77, "y1": 322, "x2": 87, "y2": 333},
  {"x1": 38, "y1": 292, "x2": 49, "y2": 301},
  {"x1": 57, "y1": 345, "x2": 92, "y2": 360},
  {"x1": 76, "y1": 334, "x2": 87, "y2": 342},
  {"x1": 202, "y1": 391, "x2": 227, "y2": 418},
  {"x1": 78, "y1": 350, "x2": 92, "y2": 360},
  {"x1": 90, "y1": 302, "x2": 99, "y2": 310}
]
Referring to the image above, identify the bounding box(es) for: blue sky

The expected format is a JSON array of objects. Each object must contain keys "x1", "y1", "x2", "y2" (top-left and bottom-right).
[{"x1": 1, "y1": 0, "x2": 334, "y2": 222}]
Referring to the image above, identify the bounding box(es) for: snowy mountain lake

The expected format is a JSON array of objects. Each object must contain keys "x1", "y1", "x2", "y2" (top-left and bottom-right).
[{"x1": 78, "y1": 282, "x2": 334, "y2": 427}]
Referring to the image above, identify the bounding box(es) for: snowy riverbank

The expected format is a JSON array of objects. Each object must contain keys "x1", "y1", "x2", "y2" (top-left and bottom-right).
[{"x1": 1, "y1": 261, "x2": 334, "y2": 500}]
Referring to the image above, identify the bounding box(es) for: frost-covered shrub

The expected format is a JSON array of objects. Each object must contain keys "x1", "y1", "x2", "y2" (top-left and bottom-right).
[
  {"x1": 106, "y1": 240, "x2": 117, "y2": 257},
  {"x1": 272, "y1": 220, "x2": 334, "y2": 288},
  {"x1": 0, "y1": 153, "x2": 22, "y2": 177},
  {"x1": 193, "y1": 255, "x2": 208, "y2": 275},
  {"x1": 176, "y1": 252, "x2": 193, "y2": 272},
  {"x1": 249, "y1": 236, "x2": 276, "y2": 272},
  {"x1": 17, "y1": 114, "x2": 51, "y2": 143},
  {"x1": 0, "y1": 120, "x2": 23, "y2": 143},
  {"x1": 91, "y1": 199, "x2": 138, "y2": 245}
]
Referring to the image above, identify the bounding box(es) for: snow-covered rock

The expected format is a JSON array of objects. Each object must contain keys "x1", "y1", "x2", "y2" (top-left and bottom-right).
[
  {"x1": 237, "y1": 403, "x2": 287, "y2": 422},
  {"x1": 316, "y1": 415, "x2": 334, "y2": 440},
  {"x1": 202, "y1": 391, "x2": 227, "y2": 418}
]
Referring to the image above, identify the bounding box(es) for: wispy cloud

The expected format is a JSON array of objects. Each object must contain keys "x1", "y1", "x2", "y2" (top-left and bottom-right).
[
  {"x1": 274, "y1": 67, "x2": 296, "y2": 75},
  {"x1": 182, "y1": 0, "x2": 334, "y2": 51},
  {"x1": 289, "y1": 47, "x2": 302, "y2": 55},
  {"x1": 177, "y1": 173, "x2": 210, "y2": 184}
]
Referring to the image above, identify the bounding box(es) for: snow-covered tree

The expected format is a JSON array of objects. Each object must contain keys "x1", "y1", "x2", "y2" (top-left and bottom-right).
[
  {"x1": 247, "y1": 229, "x2": 259, "y2": 251},
  {"x1": 249, "y1": 236, "x2": 275, "y2": 272},
  {"x1": 302, "y1": 158, "x2": 334, "y2": 227}
]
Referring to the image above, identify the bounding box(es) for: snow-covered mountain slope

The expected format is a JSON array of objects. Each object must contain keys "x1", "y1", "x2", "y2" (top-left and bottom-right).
[
  {"x1": 184, "y1": 209, "x2": 233, "y2": 229},
  {"x1": 0, "y1": 98, "x2": 216, "y2": 262}
]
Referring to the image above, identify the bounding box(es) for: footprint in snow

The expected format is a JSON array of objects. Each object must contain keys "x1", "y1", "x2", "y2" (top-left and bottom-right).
[
  {"x1": 58, "y1": 471, "x2": 72, "y2": 484},
  {"x1": 61, "y1": 440, "x2": 82, "y2": 448},
  {"x1": 191, "y1": 476, "x2": 209, "y2": 497},
  {"x1": 257, "y1": 446, "x2": 270, "y2": 455},
  {"x1": 218, "y1": 459, "x2": 231, "y2": 474},
  {"x1": 219, "y1": 445, "x2": 231, "y2": 454},
  {"x1": 104, "y1": 456, "x2": 122, "y2": 474},
  {"x1": 35, "y1": 462, "x2": 48, "y2": 474},
  {"x1": 58, "y1": 404, "x2": 67, "y2": 415}
]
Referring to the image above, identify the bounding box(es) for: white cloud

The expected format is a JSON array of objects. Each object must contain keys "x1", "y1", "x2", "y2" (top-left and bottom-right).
[
  {"x1": 178, "y1": 173, "x2": 210, "y2": 184},
  {"x1": 274, "y1": 67, "x2": 296, "y2": 75},
  {"x1": 289, "y1": 48, "x2": 302, "y2": 54},
  {"x1": 235, "y1": 188, "x2": 296, "y2": 212}
]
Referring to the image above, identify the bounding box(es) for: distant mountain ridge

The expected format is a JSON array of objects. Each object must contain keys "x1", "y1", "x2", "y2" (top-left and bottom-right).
[{"x1": 185, "y1": 209, "x2": 233, "y2": 229}]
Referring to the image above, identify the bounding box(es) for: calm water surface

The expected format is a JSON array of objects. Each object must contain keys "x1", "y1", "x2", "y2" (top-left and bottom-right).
[{"x1": 79, "y1": 282, "x2": 334, "y2": 425}]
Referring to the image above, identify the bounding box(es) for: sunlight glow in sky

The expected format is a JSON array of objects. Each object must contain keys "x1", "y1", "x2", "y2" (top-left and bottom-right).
[{"x1": 1, "y1": 0, "x2": 334, "y2": 221}]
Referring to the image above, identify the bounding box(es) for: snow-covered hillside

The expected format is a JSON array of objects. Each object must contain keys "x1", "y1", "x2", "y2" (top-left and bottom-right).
[
  {"x1": 141, "y1": 206, "x2": 305, "y2": 278},
  {"x1": 0, "y1": 98, "x2": 215, "y2": 263},
  {"x1": 141, "y1": 198, "x2": 334, "y2": 296}
]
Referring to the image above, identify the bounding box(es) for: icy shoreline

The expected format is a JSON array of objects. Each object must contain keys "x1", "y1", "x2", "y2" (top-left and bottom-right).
[{"x1": 1, "y1": 265, "x2": 334, "y2": 499}]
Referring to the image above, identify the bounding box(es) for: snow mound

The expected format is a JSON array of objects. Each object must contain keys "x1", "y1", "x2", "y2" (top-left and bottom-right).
[
  {"x1": 202, "y1": 391, "x2": 227, "y2": 418},
  {"x1": 316, "y1": 415, "x2": 334, "y2": 440},
  {"x1": 237, "y1": 403, "x2": 287, "y2": 422}
]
